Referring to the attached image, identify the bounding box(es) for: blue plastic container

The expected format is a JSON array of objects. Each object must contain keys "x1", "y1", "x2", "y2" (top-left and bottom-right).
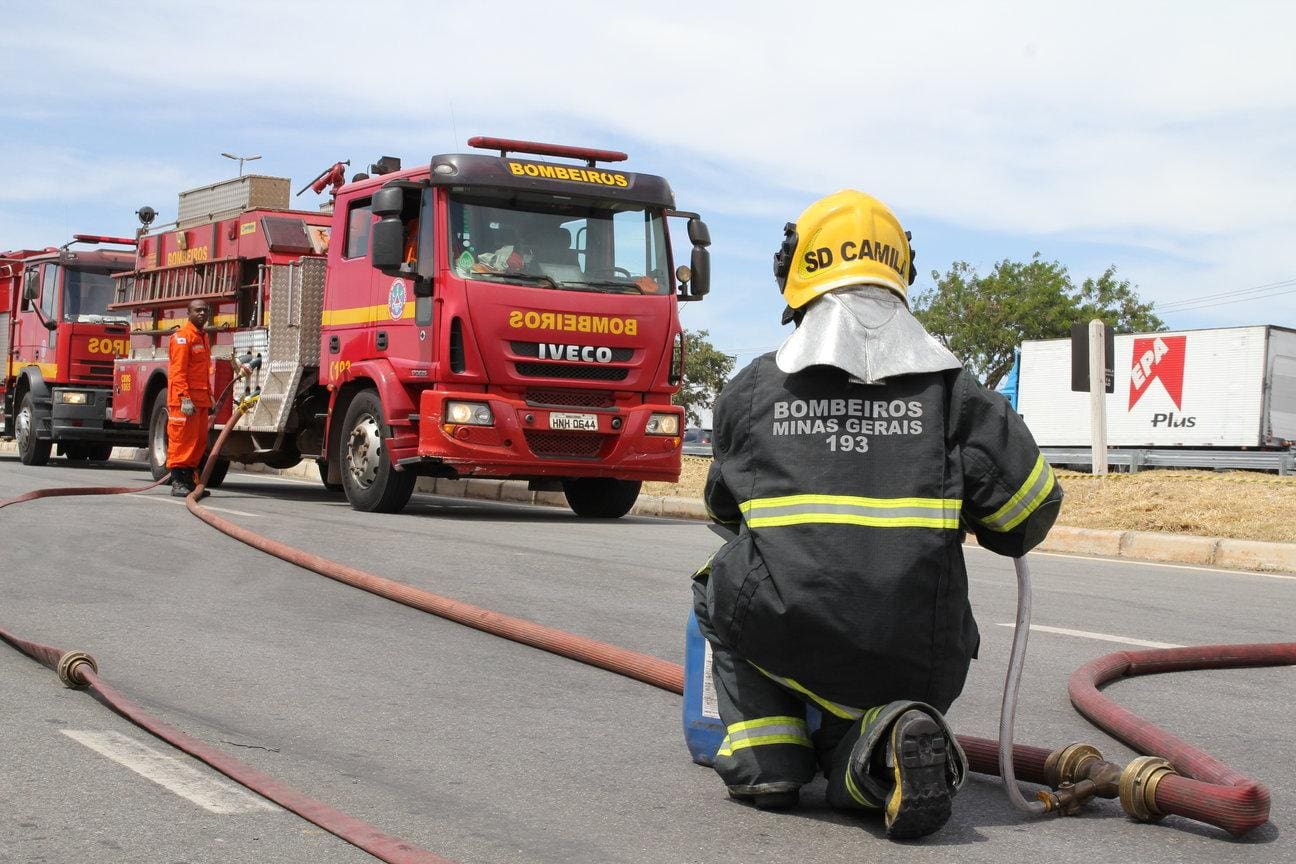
[
  {"x1": 683, "y1": 610, "x2": 822, "y2": 766},
  {"x1": 683, "y1": 610, "x2": 727, "y2": 766}
]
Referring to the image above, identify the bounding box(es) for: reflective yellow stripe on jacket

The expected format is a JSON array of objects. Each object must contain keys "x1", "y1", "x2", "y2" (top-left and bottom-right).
[
  {"x1": 977, "y1": 454, "x2": 1056, "y2": 532},
  {"x1": 739, "y1": 494, "x2": 961, "y2": 530},
  {"x1": 716, "y1": 715, "x2": 813, "y2": 758}
]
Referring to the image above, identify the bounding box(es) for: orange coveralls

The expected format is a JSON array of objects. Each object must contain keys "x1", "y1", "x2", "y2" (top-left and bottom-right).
[{"x1": 166, "y1": 319, "x2": 212, "y2": 469}]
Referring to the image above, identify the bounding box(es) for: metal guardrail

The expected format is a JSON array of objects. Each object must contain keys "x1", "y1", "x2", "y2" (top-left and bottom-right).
[{"x1": 1042, "y1": 447, "x2": 1296, "y2": 476}]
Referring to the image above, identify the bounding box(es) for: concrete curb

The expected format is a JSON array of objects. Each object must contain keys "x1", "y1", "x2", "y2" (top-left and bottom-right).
[{"x1": 3, "y1": 442, "x2": 1293, "y2": 573}]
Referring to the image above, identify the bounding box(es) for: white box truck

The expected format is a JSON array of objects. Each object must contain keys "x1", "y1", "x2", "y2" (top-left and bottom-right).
[{"x1": 1017, "y1": 325, "x2": 1296, "y2": 449}]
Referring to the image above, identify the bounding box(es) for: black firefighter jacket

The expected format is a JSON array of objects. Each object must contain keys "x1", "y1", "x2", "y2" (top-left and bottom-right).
[{"x1": 697, "y1": 354, "x2": 1062, "y2": 713}]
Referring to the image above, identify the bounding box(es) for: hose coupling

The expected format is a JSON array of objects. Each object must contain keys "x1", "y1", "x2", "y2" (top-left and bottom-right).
[
  {"x1": 1119, "y1": 756, "x2": 1176, "y2": 822},
  {"x1": 237, "y1": 392, "x2": 261, "y2": 414},
  {"x1": 1045, "y1": 743, "x2": 1103, "y2": 786},
  {"x1": 1042, "y1": 779, "x2": 1102, "y2": 815},
  {"x1": 57, "y1": 650, "x2": 98, "y2": 688}
]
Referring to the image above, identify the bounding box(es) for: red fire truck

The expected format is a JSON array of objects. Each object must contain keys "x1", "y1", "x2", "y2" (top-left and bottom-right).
[
  {"x1": 1, "y1": 236, "x2": 139, "y2": 465},
  {"x1": 106, "y1": 137, "x2": 711, "y2": 516}
]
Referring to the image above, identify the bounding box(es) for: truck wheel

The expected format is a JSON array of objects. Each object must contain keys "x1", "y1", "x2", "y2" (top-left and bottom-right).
[
  {"x1": 87, "y1": 443, "x2": 114, "y2": 462},
  {"x1": 147, "y1": 399, "x2": 170, "y2": 480},
  {"x1": 16, "y1": 392, "x2": 52, "y2": 466},
  {"x1": 200, "y1": 455, "x2": 230, "y2": 489},
  {"x1": 340, "y1": 390, "x2": 415, "y2": 513},
  {"x1": 64, "y1": 442, "x2": 113, "y2": 462},
  {"x1": 562, "y1": 478, "x2": 642, "y2": 518},
  {"x1": 316, "y1": 459, "x2": 344, "y2": 495}
]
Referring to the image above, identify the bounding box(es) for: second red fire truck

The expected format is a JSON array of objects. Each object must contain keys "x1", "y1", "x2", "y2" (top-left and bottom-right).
[
  {"x1": 97, "y1": 137, "x2": 711, "y2": 516},
  {"x1": 1, "y1": 236, "x2": 139, "y2": 465}
]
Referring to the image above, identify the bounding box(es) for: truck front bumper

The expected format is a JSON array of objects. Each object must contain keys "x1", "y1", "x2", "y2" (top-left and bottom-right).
[
  {"x1": 403, "y1": 389, "x2": 684, "y2": 482},
  {"x1": 50, "y1": 386, "x2": 148, "y2": 445}
]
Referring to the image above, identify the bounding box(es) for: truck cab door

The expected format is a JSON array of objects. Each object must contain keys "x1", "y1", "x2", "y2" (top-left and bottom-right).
[
  {"x1": 322, "y1": 196, "x2": 377, "y2": 383},
  {"x1": 371, "y1": 187, "x2": 434, "y2": 374}
]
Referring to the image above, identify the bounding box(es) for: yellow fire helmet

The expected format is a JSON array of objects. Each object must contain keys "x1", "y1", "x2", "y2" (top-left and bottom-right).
[{"x1": 773, "y1": 190, "x2": 917, "y2": 311}]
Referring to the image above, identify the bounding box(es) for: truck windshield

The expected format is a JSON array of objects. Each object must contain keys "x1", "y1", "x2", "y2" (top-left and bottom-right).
[
  {"x1": 62, "y1": 268, "x2": 127, "y2": 322},
  {"x1": 447, "y1": 191, "x2": 671, "y2": 295}
]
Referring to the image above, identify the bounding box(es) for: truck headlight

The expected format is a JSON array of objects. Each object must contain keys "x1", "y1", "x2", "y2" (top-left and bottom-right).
[
  {"x1": 57, "y1": 391, "x2": 89, "y2": 405},
  {"x1": 645, "y1": 413, "x2": 679, "y2": 436},
  {"x1": 445, "y1": 400, "x2": 494, "y2": 426}
]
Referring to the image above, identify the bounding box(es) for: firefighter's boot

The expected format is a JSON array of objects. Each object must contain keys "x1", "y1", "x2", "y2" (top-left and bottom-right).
[
  {"x1": 726, "y1": 781, "x2": 802, "y2": 810},
  {"x1": 843, "y1": 701, "x2": 968, "y2": 840},
  {"x1": 170, "y1": 468, "x2": 194, "y2": 497}
]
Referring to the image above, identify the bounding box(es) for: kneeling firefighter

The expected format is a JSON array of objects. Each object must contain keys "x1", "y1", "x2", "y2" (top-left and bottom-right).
[{"x1": 692, "y1": 190, "x2": 1062, "y2": 839}]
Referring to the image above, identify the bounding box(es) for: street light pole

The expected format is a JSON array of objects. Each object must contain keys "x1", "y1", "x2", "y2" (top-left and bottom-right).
[{"x1": 220, "y1": 152, "x2": 262, "y2": 177}]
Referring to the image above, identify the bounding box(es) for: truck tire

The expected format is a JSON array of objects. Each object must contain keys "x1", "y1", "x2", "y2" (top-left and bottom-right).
[
  {"x1": 340, "y1": 390, "x2": 415, "y2": 513},
  {"x1": 562, "y1": 478, "x2": 642, "y2": 518},
  {"x1": 63, "y1": 442, "x2": 114, "y2": 462},
  {"x1": 147, "y1": 399, "x2": 170, "y2": 480},
  {"x1": 16, "y1": 392, "x2": 52, "y2": 466},
  {"x1": 201, "y1": 456, "x2": 230, "y2": 489}
]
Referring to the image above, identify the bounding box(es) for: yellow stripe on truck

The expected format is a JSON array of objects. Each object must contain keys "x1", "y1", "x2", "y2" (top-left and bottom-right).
[{"x1": 321, "y1": 304, "x2": 416, "y2": 326}]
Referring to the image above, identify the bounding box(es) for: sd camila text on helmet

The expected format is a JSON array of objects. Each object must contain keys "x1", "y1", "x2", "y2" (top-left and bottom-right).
[{"x1": 773, "y1": 190, "x2": 917, "y2": 312}]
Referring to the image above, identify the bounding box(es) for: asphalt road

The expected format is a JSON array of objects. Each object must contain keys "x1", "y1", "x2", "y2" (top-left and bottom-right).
[{"x1": 1, "y1": 454, "x2": 1292, "y2": 864}]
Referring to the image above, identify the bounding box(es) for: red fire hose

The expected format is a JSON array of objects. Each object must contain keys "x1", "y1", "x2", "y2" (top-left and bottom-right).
[{"x1": 1068, "y1": 644, "x2": 1294, "y2": 836}]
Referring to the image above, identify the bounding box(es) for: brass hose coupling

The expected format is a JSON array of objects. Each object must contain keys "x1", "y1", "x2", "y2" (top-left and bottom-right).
[
  {"x1": 1119, "y1": 756, "x2": 1177, "y2": 822},
  {"x1": 1037, "y1": 743, "x2": 1126, "y2": 814},
  {"x1": 1045, "y1": 743, "x2": 1105, "y2": 788},
  {"x1": 237, "y1": 392, "x2": 261, "y2": 415},
  {"x1": 57, "y1": 650, "x2": 98, "y2": 688}
]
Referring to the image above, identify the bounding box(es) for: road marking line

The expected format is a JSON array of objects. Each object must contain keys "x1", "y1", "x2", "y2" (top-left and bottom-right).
[
  {"x1": 61, "y1": 730, "x2": 278, "y2": 814},
  {"x1": 133, "y1": 496, "x2": 261, "y2": 518},
  {"x1": 965, "y1": 543, "x2": 1296, "y2": 580},
  {"x1": 228, "y1": 472, "x2": 317, "y2": 486},
  {"x1": 994, "y1": 623, "x2": 1183, "y2": 649}
]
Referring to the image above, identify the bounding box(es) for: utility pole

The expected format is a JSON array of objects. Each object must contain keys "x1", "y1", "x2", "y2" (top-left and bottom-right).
[{"x1": 1089, "y1": 319, "x2": 1108, "y2": 475}]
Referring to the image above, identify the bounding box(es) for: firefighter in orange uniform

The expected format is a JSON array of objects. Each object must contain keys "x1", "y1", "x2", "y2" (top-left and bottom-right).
[{"x1": 167, "y1": 299, "x2": 212, "y2": 496}]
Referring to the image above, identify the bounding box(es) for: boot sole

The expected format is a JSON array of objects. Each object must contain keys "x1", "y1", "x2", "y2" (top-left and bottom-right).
[
  {"x1": 884, "y1": 711, "x2": 952, "y2": 839},
  {"x1": 728, "y1": 782, "x2": 801, "y2": 810}
]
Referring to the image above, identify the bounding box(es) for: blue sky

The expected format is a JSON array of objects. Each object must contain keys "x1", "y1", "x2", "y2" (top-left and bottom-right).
[{"x1": 4, "y1": 1, "x2": 1294, "y2": 371}]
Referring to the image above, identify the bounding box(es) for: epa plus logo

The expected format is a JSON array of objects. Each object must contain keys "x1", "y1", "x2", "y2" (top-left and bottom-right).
[{"x1": 1129, "y1": 335, "x2": 1194, "y2": 428}]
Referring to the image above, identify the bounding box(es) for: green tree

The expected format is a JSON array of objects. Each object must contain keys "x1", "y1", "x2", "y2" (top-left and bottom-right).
[
  {"x1": 674, "y1": 329, "x2": 735, "y2": 426},
  {"x1": 911, "y1": 254, "x2": 1164, "y2": 389}
]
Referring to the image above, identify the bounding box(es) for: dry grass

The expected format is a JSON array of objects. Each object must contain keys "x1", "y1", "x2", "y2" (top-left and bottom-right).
[{"x1": 645, "y1": 458, "x2": 1296, "y2": 544}]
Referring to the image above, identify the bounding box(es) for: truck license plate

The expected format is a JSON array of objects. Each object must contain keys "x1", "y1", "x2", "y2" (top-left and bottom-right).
[{"x1": 549, "y1": 412, "x2": 598, "y2": 431}]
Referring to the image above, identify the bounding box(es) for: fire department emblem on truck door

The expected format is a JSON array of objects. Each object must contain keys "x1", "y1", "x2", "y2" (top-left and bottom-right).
[{"x1": 388, "y1": 280, "x2": 407, "y2": 321}]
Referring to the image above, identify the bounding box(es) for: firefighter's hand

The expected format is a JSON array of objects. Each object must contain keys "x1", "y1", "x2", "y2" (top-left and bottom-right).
[{"x1": 181, "y1": 398, "x2": 195, "y2": 417}]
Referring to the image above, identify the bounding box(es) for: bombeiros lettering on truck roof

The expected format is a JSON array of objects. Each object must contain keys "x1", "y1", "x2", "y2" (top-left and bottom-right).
[{"x1": 506, "y1": 161, "x2": 629, "y2": 188}]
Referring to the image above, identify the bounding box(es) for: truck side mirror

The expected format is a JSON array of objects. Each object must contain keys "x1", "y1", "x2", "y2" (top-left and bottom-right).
[
  {"x1": 22, "y1": 270, "x2": 38, "y2": 302},
  {"x1": 688, "y1": 246, "x2": 710, "y2": 298},
  {"x1": 370, "y1": 218, "x2": 405, "y2": 272},
  {"x1": 687, "y1": 218, "x2": 711, "y2": 248},
  {"x1": 371, "y1": 186, "x2": 405, "y2": 217}
]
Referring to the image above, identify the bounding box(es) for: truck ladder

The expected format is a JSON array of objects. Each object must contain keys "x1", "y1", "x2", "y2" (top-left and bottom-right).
[{"x1": 112, "y1": 258, "x2": 244, "y2": 309}]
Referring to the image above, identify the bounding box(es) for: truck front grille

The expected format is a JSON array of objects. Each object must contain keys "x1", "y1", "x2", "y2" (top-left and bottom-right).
[
  {"x1": 515, "y1": 362, "x2": 628, "y2": 382},
  {"x1": 524, "y1": 430, "x2": 605, "y2": 459},
  {"x1": 525, "y1": 389, "x2": 615, "y2": 408},
  {"x1": 72, "y1": 360, "x2": 114, "y2": 383}
]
